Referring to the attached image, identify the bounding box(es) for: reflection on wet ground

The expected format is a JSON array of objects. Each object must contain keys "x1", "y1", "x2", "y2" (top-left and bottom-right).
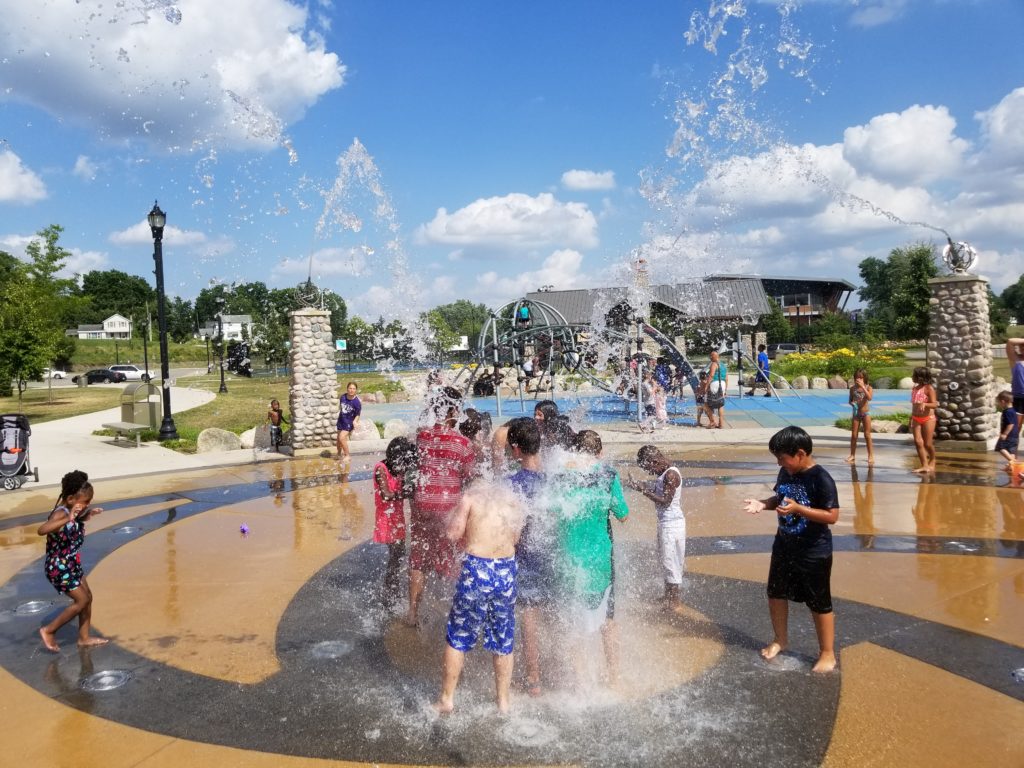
[{"x1": 0, "y1": 442, "x2": 1021, "y2": 766}]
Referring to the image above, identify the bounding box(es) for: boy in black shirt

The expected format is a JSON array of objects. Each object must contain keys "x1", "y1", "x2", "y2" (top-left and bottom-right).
[{"x1": 743, "y1": 426, "x2": 839, "y2": 673}]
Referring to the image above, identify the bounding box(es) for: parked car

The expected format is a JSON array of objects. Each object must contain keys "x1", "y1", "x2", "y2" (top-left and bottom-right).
[
  {"x1": 766, "y1": 343, "x2": 800, "y2": 360},
  {"x1": 41, "y1": 368, "x2": 66, "y2": 379},
  {"x1": 71, "y1": 369, "x2": 128, "y2": 384},
  {"x1": 109, "y1": 364, "x2": 154, "y2": 382}
]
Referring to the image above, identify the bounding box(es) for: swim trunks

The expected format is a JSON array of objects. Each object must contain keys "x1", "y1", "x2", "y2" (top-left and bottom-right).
[{"x1": 445, "y1": 554, "x2": 517, "y2": 655}]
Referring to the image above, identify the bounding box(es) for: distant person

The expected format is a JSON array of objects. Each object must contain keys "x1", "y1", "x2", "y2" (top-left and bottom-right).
[
  {"x1": 743, "y1": 426, "x2": 840, "y2": 673},
  {"x1": 434, "y1": 479, "x2": 525, "y2": 714},
  {"x1": 534, "y1": 399, "x2": 559, "y2": 424},
  {"x1": 654, "y1": 358, "x2": 672, "y2": 391},
  {"x1": 459, "y1": 408, "x2": 493, "y2": 478},
  {"x1": 515, "y1": 302, "x2": 532, "y2": 330},
  {"x1": 845, "y1": 369, "x2": 874, "y2": 466},
  {"x1": 266, "y1": 399, "x2": 288, "y2": 451},
  {"x1": 627, "y1": 446, "x2": 685, "y2": 612},
  {"x1": 37, "y1": 471, "x2": 108, "y2": 652},
  {"x1": 910, "y1": 367, "x2": 938, "y2": 474},
  {"x1": 1006, "y1": 337, "x2": 1024, "y2": 455},
  {"x1": 746, "y1": 344, "x2": 771, "y2": 396},
  {"x1": 336, "y1": 381, "x2": 361, "y2": 462},
  {"x1": 701, "y1": 350, "x2": 727, "y2": 429},
  {"x1": 373, "y1": 437, "x2": 417, "y2": 611},
  {"x1": 407, "y1": 387, "x2": 476, "y2": 627},
  {"x1": 995, "y1": 390, "x2": 1019, "y2": 466}
]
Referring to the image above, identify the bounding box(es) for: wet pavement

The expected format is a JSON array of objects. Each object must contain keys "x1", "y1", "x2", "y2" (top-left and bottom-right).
[{"x1": 0, "y1": 441, "x2": 1021, "y2": 767}]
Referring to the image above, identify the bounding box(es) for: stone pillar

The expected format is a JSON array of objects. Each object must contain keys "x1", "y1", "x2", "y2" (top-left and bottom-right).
[
  {"x1": 927, "y1": 275, "x2": 997, "y2": 446},
  {"x1": 288, "y1": 308, "x2": 337, "y2": 450}
]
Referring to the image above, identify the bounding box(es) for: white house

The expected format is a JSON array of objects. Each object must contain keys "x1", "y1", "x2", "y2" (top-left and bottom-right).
[
  {"x1": 67, "y1": 314, "x2": 133, "y2": 340},
  {"x1": 200, "y1": 314, "x2": 252, "y2": 341}
]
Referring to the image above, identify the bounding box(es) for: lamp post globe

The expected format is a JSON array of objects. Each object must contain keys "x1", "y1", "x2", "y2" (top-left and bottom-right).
[{"x1": 149, "y1": 201, "x2": 179, "y2": 441}]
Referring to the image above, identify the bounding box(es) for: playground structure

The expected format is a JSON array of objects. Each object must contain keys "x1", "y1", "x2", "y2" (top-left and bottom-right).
[{"x1": 454, "y1": 298, "x2": 705, "y2": 418}]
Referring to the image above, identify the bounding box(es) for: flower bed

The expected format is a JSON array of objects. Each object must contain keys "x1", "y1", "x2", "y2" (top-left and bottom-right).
[{"x1": 774, "y1": 347, "x2": 906, "y2": 381}]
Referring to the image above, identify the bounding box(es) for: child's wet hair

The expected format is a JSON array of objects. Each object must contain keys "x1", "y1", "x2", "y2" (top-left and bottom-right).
[
  {"x1": 506, "y1": 417, "x2": 541, "y2": 456},
  {"x1": 636, "y1": 444, "x2": 663, "y2": 468},
  {"x1": 998, "y1": 390, "x2": 1013, "y2": 404},
  {"x1": 543, "y1": 414, "x2": 575, "y2": 449},
  {"x1": 58, "y1": 470, "x2": 92, "y2": 507},
  {"x1": 384, "y1": 437, "x2": 417, "y2": 473},
  {"x1": 534, "y1": 400, "x2": 559, "y2": 421},
  {"x1": 768, "y1": 426, "x2": 813, "y2": 457},
  {"x1": 853, "y1": 368, "x2": 868, "y2": 382},
  {"x1": 430, "y1": 386, "x2": 463, "y2": 421},
  {"x1": 460, "y1": 409, "x2": 485, "y2": 440},
  {"x1": 572, "y1": 429, "x2": 602, "y2": 456},
  {"x1": 912, "y1": 366, "x2": 934, "y2": 385}
]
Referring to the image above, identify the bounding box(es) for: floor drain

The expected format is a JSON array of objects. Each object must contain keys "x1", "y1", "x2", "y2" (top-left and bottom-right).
[
  {"x1": 498, "y1": 718, "x2": 560, "y2": 748},
  {"x1": 15, "y1": 600, "x2": 52, "y2": 615},
  {"x1": 309, "y1": 640, "x2": 353, "y2": 659},
  {"x1": 81, "y1": 670, "x2": 132, "y2": 692},
  {"x1": 112, "y1": 526, "x2": 141, "y2": 535},
  {"x1": 714, "y1": 539, "x2": 739, "y2": 550}
]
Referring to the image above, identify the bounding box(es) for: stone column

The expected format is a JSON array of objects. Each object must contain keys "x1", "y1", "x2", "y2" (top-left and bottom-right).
[
  {"x1": 288, "y1": 308, "x2": 337, "y2": 450},
  {"x1": 927, "y1": 274, "x2": 997, "y2": 446}
]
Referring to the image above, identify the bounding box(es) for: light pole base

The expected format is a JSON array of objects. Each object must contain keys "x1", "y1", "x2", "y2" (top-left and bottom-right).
[{"x1": 158, "y1": 417, "x2": 179, "y2": 442}]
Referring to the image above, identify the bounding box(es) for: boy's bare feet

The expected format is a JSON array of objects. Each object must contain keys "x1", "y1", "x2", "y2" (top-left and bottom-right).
[
  {"x1": 39, "y1": 628, "x2": 59, "y2": 652},
  {"x1": 760, "y1": 641, "x2": 786, "y2": 661},
  {"x1": 812, "y1": 651, "x2": 837, "y2": 673},
  {"x1": 78, "y1": 636, "x2": 109, "y2": 648},
  {"x1": 432, "y1": 698, "x2": 454, "y2": 715},
  {"x1": 912, "y1": 466, "x2": 930, "y2": 474}
]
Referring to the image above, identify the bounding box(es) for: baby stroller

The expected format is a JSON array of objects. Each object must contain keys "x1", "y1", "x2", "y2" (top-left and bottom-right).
[{"x1": 1, "y1": 414, "x2": 39, "y2": 490}]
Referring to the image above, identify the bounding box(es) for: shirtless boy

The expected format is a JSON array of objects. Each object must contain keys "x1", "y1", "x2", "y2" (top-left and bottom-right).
[{"x1": 434, "y1": 480, "x2": 526, "y2": 714}]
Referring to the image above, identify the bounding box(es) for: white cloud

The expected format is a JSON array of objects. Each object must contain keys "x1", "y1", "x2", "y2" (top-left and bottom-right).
[
  {"x1": 417, "y1": 193, "x2": 599, "y2": 250},
  {"x1": 72, "y1": 155, "x2": 98, "y2": 181},
  {"x1": 561, "y1": 169, "x2": 616, "y2": 191},
  {"x1": 108, "y1": 220, "x2": 209, "y2": 246},
  {"x1": 0, "y1": 150, "x2": 47, "y2": 203},
  {"x1": 843, "y1": 104, "x2": 968, "y2": 186},
  {"x1": 271, "y1": 246, "x2": 369, "y2": 280},
  {"x1": 0, "y1": 0, "x2": 345, "y2": 153},
  {"x1": 848, "y1": 0, "x2": 910, "y2": 28},
  {"x1": 0, "y1": 233, "x2": 108, "y2": 276},
  {"x1": 474, "y1": 249, "x2": 590, "y2": 305}
]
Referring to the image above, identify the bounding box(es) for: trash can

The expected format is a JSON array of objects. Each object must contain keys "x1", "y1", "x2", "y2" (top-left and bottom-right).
[
  {"x1": 77, "y1": 375, "x2": 87, "y2": 388},
  {"x1": 120, "y1": 382, "x2": 160, "y2": 429}
]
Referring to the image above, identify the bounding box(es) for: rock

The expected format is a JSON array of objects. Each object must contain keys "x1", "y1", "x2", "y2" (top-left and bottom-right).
[
  {"x1": 827, "y1": 376, "x2": 847, "y2": 390},
  {"x1": 351, "y1": 419, "x2": 381, "y2": 441},
  {"x1": 382, "y1": 419, "x2": 410, "y2": 439},
  {"x1": 360, "y1": 393, "x2": 376, "y2": 404},
  {"x1": 898, "y1": 377, "x2": 915, "y2": 390},
  {"x1": 811, "y1": 377, "x2": 829, "y2": 390},
  {"x1": 872, "y1": 376, "x2": 892, "y2": 390},
  {"x1": 774, "y1": 378, "x2": 790, "y2": 390},
  {"x1": 375, "y1": 390, "x2": 386, "y2": 404},
  {"x1": 197, "y1": 427, "x2": 242, "y2": 453},
  {"x1": 870, "y1": 420, "x2": 901, "y2": 434},
  {"x1": 792, "y1": 375, "x2": 809, "y2": 390},
  {"x1": 387, "y1": 389, "x2": 409, "y2": 402}
]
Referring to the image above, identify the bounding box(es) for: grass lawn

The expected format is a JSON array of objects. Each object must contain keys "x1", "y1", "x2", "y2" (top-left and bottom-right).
[
  {"x1": 835, "y1": 412, "x2": 910, "y2": 430},
  {"x1": 0, "y1": 387, "x2": 122, "y2": 424}
]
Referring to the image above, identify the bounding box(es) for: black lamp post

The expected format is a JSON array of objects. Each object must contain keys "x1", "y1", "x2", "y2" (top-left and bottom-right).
[
  {"x1": 204, "y1": 334, "x2": 211, "y2": 373},
  {"x1": 217, "y1": 313, "x2": 228, "y2": 394},
  {"x1": 114, "y1": 337, "x2": 120, "y2": 364},
  {"x1": 148, "y1": 201, "x2": 179, "y2": 441}
]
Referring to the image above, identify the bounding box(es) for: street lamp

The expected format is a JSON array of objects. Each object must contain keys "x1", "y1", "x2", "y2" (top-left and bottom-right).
[
  {"x1": 217, "y1": 313, "x2": 228, "y2": 394},
  {"x1": 148, "y1": 201, "x2": 179, "y2": 441}
]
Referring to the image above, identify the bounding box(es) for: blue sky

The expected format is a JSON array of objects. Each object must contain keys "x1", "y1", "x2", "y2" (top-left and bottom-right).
[{"x1": 1, "y1": 0, "x2": 1023, "y2": 320}]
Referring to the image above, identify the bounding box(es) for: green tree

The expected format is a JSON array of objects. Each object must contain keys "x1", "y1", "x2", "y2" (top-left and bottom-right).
[
  {"x1": 809, "y1": 312, "x2": 854, "y2": 350},
  {"x1": 1000, "y1": 275, "x2": 1024, "y2": 325},
  {"x1": 758, "y1": 300, "x2": 793, "y2": 344},
  {"x1": 0, "y1": 267, "x2": 63, "y2": 400},
  {"x1": 80, "y1": 269, "x2": 155, "y2": 323},
  {"x1": 989, "y1": 288, "x2": 1009, "y2": 341},
  {"x1": 430, "y1": 300, "x2": 490, "y2": 348},
  {"x1": 423, "y1": 310, "x2": 459, "y2": 364},
  {"x1": 858, "y1": 242, "x2": 939, "y2": 341}
]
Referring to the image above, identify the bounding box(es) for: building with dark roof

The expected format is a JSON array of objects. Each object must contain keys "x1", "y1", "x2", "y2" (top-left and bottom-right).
[{"x1": 707, "y1": 274, "x2": 856, "y2": 327}]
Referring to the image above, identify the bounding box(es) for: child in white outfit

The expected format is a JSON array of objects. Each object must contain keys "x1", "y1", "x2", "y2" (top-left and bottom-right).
[{"x1": 627, "y1": 445, "x2": 685, "y2": 610}]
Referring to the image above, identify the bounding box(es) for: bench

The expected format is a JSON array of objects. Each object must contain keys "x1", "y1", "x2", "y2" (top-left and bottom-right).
[{"x1": 101, "y1": 421, "x2": 150, "y2": 448}]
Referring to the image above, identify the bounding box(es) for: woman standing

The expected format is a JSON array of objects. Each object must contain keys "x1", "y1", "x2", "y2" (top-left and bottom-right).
[{"x1": 702, "y1": 350, "x2": 728, "y2": 429}]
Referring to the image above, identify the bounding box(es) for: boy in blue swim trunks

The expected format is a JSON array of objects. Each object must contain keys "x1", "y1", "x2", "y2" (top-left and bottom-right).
[{"x1": 435, "y1": 479, "x2": 526, "y2": 714}]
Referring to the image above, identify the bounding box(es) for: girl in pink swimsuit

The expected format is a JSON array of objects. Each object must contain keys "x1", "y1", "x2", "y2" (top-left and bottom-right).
[{"x1": 910, "y1": 367, "x2": 938, "y2": 473}]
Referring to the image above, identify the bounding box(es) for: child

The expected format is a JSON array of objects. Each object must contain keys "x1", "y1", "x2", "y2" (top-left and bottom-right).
[
  {"x1": 266, "y1": 399, "x2": 288, "y2": 451},
  {"x1": 653, "y1": 378, "x2": 669, "y2": 424},
  {"x1": 910, "y1": 366, "x2": 938, "y2": 474},
  {"x1": 626, "y1": 445, "x2": 685, "y2": 611},
  {"x1": 555, "y1": 430, "x2": 629, "y2": 685},
  {"x1": 742, "y1": 426, "x2": 840, "y2": 673},
  {"x1": 336, "y1": 381, "x2": 361, "y2": 462},
  {"x1": 374, "y1": 437, "x2": 417, "y2": 611},
  {"x1": 845, "y1": 369, "x2": 874, "y2": 466},
  {"x1": 37, "y1": 470, "x2": 109, "y2": 652},
  {"x1": 746, "y1": 344, "x2": 771, "y2": 396},
  {"x1": 534, "y1": 400, "x2": 559, "y2": 424},
  {"x1": 505, "y1": 417, "x2": 549, "y2": 696},
  {"x1": 995, "y1": 390, "x2": 1019, "y2": 465},
  {"x1": 459, "y1": 408, "x2": 493, "y2": 478},
  {"x1": 434, "y1": 479, "x2": 525, "y2": 714}
]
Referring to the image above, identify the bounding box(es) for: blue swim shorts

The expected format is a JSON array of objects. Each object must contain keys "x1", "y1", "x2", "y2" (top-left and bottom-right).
[{"x1": 445, "y1": 554, "x2": 517, "y2": 655}]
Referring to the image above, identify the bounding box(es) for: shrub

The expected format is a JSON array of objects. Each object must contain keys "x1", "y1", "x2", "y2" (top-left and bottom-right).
[{"x1": 774, "y1": 346, "x2": 905, "y2": 381}]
